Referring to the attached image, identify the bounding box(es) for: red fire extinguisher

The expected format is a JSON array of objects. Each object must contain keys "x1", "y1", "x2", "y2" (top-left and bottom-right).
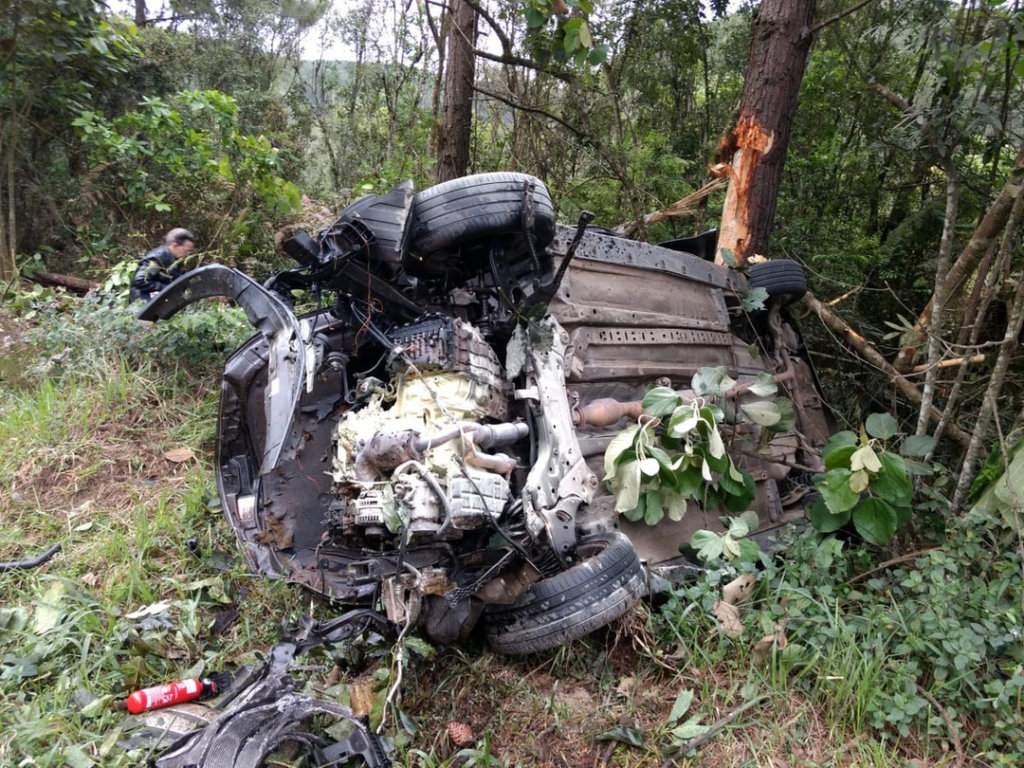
[{"x1": 125, "y1": 673, "x2": 231, "y2": 714}]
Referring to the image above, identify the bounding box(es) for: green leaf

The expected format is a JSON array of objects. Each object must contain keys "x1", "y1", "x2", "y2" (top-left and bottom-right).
[
  {"x1": 873, "y1": 452, "x2": 913, "y2": 506},
  {"x1": 728, "y1": 516, "x2": 750, "y2": 538},
  {"x1": 809, "y1": 497, "x2": 850, "y2": 533},
  {"x1": 900, "y1": 434, "x2": 936, "y2": 458},
  {"x1": 663, "y1": 488, "x2": 689, "y2": 521},
  {"x1": 748, "y1": 372, "x2": 778, "y2": 397},
  {"x1": 692, "y1": 366, "x2": 737, "y2": 397},
  {"x1": 643, "y1": 386, "x2": 681, "y2": 417},
  {"x1": 671, "y1": 717, "x2": 710, "y2": 742},
  {"x1": 669, "y1": 689, "x2": 695, "y2": 723},
  {"x1": 852, "y1": 497, "x2": 899, "y2": 545},
  {"x1": 824, "y1": 444, "x2": 856, "y2": 471},
  {"x1": 615, "y1": 460, "x2": 642, "y2": 513},
  {"x1": 604, "y1": 423, "x2": 641, "y2": 480},
  {"x1": 742, "y1": 287, "x2": 768, "y2": 312},
  {"x1": 722, "y1": 533, "x2": 741, "y2": 559},
  {"x1": 823, "y1": 431, "x2": 858, "y2": 460},
  {"x1": 691, "y1": 530, "x2": 724, "y2": 562},
  {"x1": 865, "y1": 412, "x2": 899, "y2": 439},
  {"x1": 596, "y1": 726, "x2": 644, "y2": 746},
  {"x1": 740, "y1": 400, "x2": 781, "y2": 427},
  {"x1": 668, "y1": 404, "x2": 700, "y2": 437},
  {"x1": 707, "y1": 425, "x2": 726, "y2": 459},
  {"x1": 524, "y1": 7, "x2": 547, "y2": 27},
  {"x1": 736, "y1": 537, "x2": 762, "y2": 564},
  {"x1": 817, "y1": 468, "x2": 860, "y2": 514},
  {"x1": 644, "y1": 490, "x2": 664, "y2": 525},
  {"x1": 578, "y1": 20, "x2": 593, "y2": 48},
  {"x1": 403, "y1": 636, "x2": 436, "y2": 659},
  {"x1": 768, "y1": 397, "x2": 797, "y2": 433}
]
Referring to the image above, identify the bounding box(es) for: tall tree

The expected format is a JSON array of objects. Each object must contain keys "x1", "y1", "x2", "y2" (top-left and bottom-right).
[
  {"x1": 436, "y1": 0, "x2": 478, "y2": 182},
  {"x1": 715, "y1": 0, "x2": 816, "y2": 266}
]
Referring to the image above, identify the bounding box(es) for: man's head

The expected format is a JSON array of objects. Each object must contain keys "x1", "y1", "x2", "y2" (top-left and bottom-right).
[{"x1": 164, "y1": 228, "x2": 196, "y2": 261}]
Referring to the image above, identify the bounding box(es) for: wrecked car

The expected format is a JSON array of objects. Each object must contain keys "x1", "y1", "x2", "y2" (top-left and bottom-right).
[{"x1": 140, "y1": 172, "x2": 831, "y2": 655}]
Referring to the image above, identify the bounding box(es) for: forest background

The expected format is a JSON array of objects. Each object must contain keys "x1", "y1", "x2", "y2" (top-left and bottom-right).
[{"x1": 2, "y1": 0, "x2": 1024, "y2": 765}]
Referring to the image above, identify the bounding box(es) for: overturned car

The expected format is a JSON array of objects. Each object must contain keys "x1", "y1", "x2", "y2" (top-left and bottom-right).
[{"x1": 140, "y1": 173, "x2": 831, "y2": 655}]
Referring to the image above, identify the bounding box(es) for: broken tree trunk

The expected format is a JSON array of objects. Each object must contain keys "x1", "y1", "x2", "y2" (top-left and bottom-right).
[
  {"x1": 801, "y1": 291, "x2": 971, "y2": 449},
  {"x1": 715, "y1": 0, "x2": 816, "y2": 267},
  {"x1": 893, "y1": 143, "x2": 1024, "y2": 372}
]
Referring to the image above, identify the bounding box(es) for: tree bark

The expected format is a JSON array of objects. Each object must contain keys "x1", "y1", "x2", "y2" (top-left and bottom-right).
[
  {"x1": 436, "y1": 0, "x2": 477, "y2": 183},
  {"x1": 716, "y1": 0, "x2": 816, "y2": 266}
]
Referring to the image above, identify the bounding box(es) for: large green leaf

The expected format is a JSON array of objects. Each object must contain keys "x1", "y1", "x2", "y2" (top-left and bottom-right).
[
  {"x1": 808, "y1": 497, "x2": 850, "y2": 533},
  {"x1": 692, "y1": 366, "x2": 735, "y2": 397},
  {"x1": 642, "y1": 386, "x2": 681, "y2": 417},
  {"x1": 604, "y1": 423, "x2": 641, "y2": 480},
  {"x1": 691, "y1": 530, "x2": 724, "y2": 562},
  {"x1": 823, "y1": 431, "x2": 858, "y2": 462},
  {"x1": 865, "y1": 412, "x2": 899, "y2": 439},
  {"x1": 748, "y1": 372, "x2": 778, "y2": 397},
  {"x1": 873, "y1": 452, "x2": 913, "y2": 507},
  {"x1": 644, "y1": 490, "x2": 665, "y2": 525},
  {"x1": 817, "y1": 468, "x2": 860, "y2": 514},
  {"x1": 824, "y1": 444, "x2": 856, "y2": 471},
  {"x1": 900, "y1": 434, "x2": 936, "y2": 458},
  {"x1": 740, "y1": 400, "x2": 781, "y2": 427},
  {"x1": 852, "y1": 497, "x2": 898, "y2": 545},
  {"x1": 615, "y1": 459, "x2": 642, "y2": 512}
]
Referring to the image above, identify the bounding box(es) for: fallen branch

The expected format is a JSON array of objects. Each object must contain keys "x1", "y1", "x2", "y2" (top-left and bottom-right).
[
  {"x1": 915, "y1": 684, "x2": 965, "y2": 768},
  {"x1": 615, "y1": 177, "x2": 728, "y2": 237},
  {"x1": 827, "y1": 284, "x2": 862, "y2": 306},
  {"x1": 801, "y1": 291, "x2": 972, "y2": 449},
  {"x1": 892, "y1": 143, "x2": 1024, "y2": 373},
  {"x1": 909, "y1": 354, "x2": 986, "y2": 374},
  {"x1": 658, "y1": 695, "x2": 767, "y2": 767},
  {"x1": 844, "y1": 547, "x2": 938, "y2": 585}
]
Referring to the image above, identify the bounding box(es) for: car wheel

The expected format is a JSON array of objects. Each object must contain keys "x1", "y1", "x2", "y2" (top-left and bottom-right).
[
  {"x1": 484, "y1": 532, "x2": 647, "y2": 655},
  {"x1": 409, "y1": 172, "x2": 556, "y2": 257},
  {"x1": 748, "y1": 258, "x2": 807, "y2": 304}
]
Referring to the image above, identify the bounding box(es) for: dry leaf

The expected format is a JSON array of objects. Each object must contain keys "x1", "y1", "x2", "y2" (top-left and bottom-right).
[
  {"x1": 447, "y1": 721, "x2": 474, "y2": 747},
  {"x1": 615, "y1": 676, "x2": 636, "y2": 697},
  {"x1": 164, "y1": 447, "x2": 195, "y2": 463},
  {"x1": 348, "y1": 682, "x2": 376, "y2": 717},
  {"x1": 722, "y1": 573, "x2": 756, "y2": 605},
  {"x1": 713, "y1": 599, "x2": 744, "y2": 638},
  {"x1": 752, "y1": 622, "x2": 788, "y2": 664}
]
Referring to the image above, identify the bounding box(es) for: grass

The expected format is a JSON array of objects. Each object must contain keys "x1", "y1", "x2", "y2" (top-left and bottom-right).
[{"x1": 2, "y1": 299, "x2": 1022, "y2": 767}]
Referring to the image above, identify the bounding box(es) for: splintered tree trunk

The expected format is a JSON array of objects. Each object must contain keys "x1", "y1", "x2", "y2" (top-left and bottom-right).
[
  {"x1": 435, "y1": 0, "x2": 477, "y2": 183},
  {"x1": 716, "y1": 0, "x2": 816, "y2": 266}
]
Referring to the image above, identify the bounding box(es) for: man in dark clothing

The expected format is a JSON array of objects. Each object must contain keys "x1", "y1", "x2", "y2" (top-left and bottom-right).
[{"x1": 129, "y1": 228, "x2": 196, "y2": 302}]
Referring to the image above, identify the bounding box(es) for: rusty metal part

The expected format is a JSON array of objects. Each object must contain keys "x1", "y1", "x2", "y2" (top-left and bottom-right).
[{"x1": 571, "y1": 398, "x2": 644, "y2": 429}]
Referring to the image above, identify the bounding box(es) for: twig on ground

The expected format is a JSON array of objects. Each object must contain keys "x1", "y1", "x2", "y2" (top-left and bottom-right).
[
  {"x1": 658, "y1": 694, "x2": 768, "y2": 767},
  {"x1": 844, "y1": 548, "x2": 938, "y2": 585},
  {"x1": 916, "y1": 683, "x2": 965, "y2": 768}
]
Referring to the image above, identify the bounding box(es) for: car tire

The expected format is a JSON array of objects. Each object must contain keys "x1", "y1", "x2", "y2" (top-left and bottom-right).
[
  {"x1": 484, "y1": 532, "x2": 647, "y2": 655},
  {"x1": 409, "y1": 172, "x2": 556, "y2": 257},
  {"x1": 748, "y1": 259, "x2": 807, "y2": 304}
]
